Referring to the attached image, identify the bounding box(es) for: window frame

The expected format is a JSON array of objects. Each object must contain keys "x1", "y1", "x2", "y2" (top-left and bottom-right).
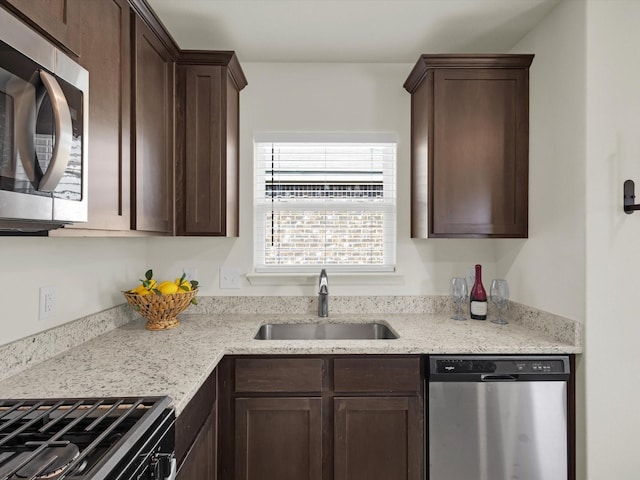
[{"x1": 253, "y1": 132, "x2": 398, "y2": 274}]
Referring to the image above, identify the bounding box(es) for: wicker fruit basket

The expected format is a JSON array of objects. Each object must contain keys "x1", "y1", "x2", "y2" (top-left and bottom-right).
[{"x1": 123, "y1": 289, "x2": 198, "y2": 331}]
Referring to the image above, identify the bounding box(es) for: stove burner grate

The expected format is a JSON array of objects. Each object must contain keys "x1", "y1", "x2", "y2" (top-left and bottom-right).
[
  {"x1": 0, "y1": 397, "x2": 170, "y2": 480},
  {"x1": 14, "y1": 443, "x2": 80, "y2": 479}
]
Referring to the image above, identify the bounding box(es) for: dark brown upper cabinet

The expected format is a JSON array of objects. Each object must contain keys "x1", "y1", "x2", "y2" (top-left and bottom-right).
[
  {"x1": 404, "y1": 55, "x2": 534, "y2": 238},
  {"x1": 6, "y1": 0, "x2": 242, "y2": 237},
  {"x1": 52, "y1": 0, "x2": 176, "y2": 237},
  {"x1": 131, "y1": 13, "x2": 177, "y2": 234},
  {"x1": 175, "y1": 52, "x2": 247, "y2": 237},
  {"x1": 53, "y1": 0, "x2": 132, "y2": 236},
  {"x1": 0, "y1": 0, "x2": 82, "y2": 56}
]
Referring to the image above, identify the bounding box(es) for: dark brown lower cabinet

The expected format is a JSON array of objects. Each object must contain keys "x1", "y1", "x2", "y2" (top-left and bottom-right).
[
  {"x1": 218, "y1": 355, "x2": 424, "y2": 480},
  {"x1": 176, "y1": 368, "x2": 217, "y2": 480},
  {"x1": 234, "y1": 397, "x2": 323, "y2": 480},
  {"x1": 177, "y1": 412, "x2": 216, "y2": 480},
  {"x1": 334, "y1": 397, "x2": 422, "y2": 480}
]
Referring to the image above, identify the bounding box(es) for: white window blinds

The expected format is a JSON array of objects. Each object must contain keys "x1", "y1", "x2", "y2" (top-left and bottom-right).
[{"x1": 254, "y1": 134, "x2": 397, "y2": 272}]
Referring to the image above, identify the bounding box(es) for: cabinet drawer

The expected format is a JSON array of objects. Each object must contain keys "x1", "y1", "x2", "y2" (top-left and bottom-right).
[
  {"x1": 235, "y1": 358, "x2": 324, "y2": 393},
  {"x1": 334, "y1": 357, "x2": 421, "y2": 393}
]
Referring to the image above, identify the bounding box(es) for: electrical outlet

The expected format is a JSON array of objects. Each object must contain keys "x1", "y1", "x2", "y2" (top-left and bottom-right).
[
  {"x1": 219, "y1": 267, "x2": 241, "y2": 289},
  {"x1": 183, "y1": 267, "x2": 198, "y2": 282},
  {"x1": 39, "y1": 286, "x2": 56, "y2": 320}
]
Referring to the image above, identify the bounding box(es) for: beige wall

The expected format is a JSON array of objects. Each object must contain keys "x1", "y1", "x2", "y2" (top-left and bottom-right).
[
  {"x1": 506, "y1": 0, "x2": 640, "y2": 477},
  {"x1": 506, "y1": 1, "x2": 588, "y2": 476},
  {"x1": 503, "y1": 0, "x2": 587, "y2": 322},
  {"x1": 585, "y1": 1, "x2": 640, "y2": 478},
  {"x1": 0, "y1": 237, "x2": 147, "y2": 345}
]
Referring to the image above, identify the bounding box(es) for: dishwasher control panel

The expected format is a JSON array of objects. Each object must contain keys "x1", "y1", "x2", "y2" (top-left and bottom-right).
[{"x1": 430, "y1": 356, "x2": 570, "y2": 381}]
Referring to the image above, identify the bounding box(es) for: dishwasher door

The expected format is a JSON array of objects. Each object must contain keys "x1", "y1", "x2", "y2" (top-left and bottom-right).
[{"x1": 428, "y1": 356, "x2": 569, "y2": 480}]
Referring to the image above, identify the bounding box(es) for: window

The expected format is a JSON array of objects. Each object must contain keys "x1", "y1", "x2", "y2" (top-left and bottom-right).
[{"x1": 254, "y1": 133, "x2": 396, "y2": 273}]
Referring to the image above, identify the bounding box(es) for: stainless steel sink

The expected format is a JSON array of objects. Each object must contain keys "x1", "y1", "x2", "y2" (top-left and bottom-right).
[{"x1": 254, "y1": 322, "x2": 398, "y2": 340}]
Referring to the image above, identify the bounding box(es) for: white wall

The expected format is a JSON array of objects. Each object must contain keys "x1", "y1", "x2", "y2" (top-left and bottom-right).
[
  {"x1": 585, "y1": 1, "x2": 640, "y2": 478},
  {"x1": 505, "y1": 1, "x2": 588, "y2": 477},
  {"x1": 502, "y1": 0, "x2": 587, "y2": 323},
  {"x1": 506, "y1": 0, "x2": 640, "y2": 478},
  {"x1": 147, "y1": 62, "x2": 497, "y2": 296},
  {"x1": 0, "y1": 237, "x2": 147, "y2": 346}
]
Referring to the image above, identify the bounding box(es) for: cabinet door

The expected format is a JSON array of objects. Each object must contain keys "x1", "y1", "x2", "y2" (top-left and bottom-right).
[
  {"x1": 334, "y1": 397, "x2": 422, "y2": 480},
  {"x1": 1, "y1": 0, "x2": 81, "y2": 55},
  {"x1": 57, "y1": 0, "x2": 130, "y2": 233},
  {"x1": 235, "y1": 397, "x2": 322, "y2": 480},
  {"x1": 181, "y1": 65, "x2": 225, "y2": 235},
  {"x1": 176, "y1": 65, "x2": 239, "y2": 236},
  {"x1": 430, "y1": 68, "x2": 528, "y2": 237},
  {"x1": 177, "y1": 412, "x2": 216, "y2": 480},
  {"x1": 132, "y1": 15, "x2": 174, "y2": 234}
]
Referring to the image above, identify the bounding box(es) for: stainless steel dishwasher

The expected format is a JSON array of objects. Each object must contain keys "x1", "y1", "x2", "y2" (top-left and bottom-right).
[{"x1": 428, "y1": 355, "x2": 570, "y2": 480}]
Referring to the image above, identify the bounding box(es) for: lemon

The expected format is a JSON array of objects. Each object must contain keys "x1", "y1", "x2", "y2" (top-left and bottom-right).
[
  {"x1": 175, "y1": 277, "x2": 192, "y2": 292},
  {"x1": 130, "y1": 278, "x2": 157, "y2": 295},
  {"x1": 157, "y1": 281, "x2": 179, "y2": 295}
]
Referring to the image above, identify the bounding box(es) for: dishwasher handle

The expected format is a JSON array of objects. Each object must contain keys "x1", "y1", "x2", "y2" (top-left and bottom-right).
[{"x1": 480, "y1": 374, "x2": 518, "y2": 382}]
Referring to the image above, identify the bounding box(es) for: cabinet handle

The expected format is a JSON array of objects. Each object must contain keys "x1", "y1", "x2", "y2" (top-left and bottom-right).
[
  {"x1": 38, "y1": 70, "x2": 72, "y2": 192},
  {"x1": 480, "y1": 374, "x2": 517, "y2": 382}
]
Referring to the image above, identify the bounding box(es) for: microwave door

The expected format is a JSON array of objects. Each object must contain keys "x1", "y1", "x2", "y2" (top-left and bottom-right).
[
  {"x1": 10, "y1": 72, "x2": 38, "y2": 189},
  {"x1": 1, "y1": 69, "x2": 36, "y2": 190},
  {"x1": 0, "y1": 83, "x2": 15, "y2": 180}
]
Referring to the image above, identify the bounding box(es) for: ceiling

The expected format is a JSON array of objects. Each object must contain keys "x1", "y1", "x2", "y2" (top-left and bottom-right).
[{"x1": 148, "y1": 0, "x2": 561, "y2": 63}]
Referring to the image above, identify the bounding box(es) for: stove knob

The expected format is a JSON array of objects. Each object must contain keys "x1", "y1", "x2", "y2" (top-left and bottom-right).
[
  {"x1": 164, "y1": 456, "x2": 177, "y2": 480},
  {"x1": 151, "y1": 453, "x2": 177, "y2": 480},
  {"x1": 149, "y1": 456, "x2": 161, "y2": 479}
]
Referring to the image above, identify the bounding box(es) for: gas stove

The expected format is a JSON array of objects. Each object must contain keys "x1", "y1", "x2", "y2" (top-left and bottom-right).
[{"x1": 0, "y1": 396, "x2": 175, "y2": 480}]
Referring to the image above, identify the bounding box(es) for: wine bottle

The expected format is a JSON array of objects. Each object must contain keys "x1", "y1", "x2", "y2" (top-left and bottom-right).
[{"x1": 469, "y1": 264, "x2": 488, "y2": 320}]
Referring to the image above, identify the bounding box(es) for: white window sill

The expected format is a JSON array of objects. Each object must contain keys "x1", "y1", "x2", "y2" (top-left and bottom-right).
[{"x1": 246, "y1": 271, "x2": 405, "y2": 286}]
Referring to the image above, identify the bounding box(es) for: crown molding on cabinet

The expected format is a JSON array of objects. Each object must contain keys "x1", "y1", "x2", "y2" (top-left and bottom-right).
[
  {"x1": 128, "y1": 0, "x2": 180, "y2": 60},
  {"x1": 403, "y1": 53, "x2": 534, "y2": 94},
  {"x1": 178, "y1": 50, "x2": 248, "y2": 91}
]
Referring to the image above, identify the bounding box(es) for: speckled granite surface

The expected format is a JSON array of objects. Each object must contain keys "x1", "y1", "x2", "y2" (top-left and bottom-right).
[
  {"x1": 0, "y1": 296, "x2": 582, "y2": 416},
  {"x1": 0, "y1": 304, "x2": 136, "y2": 382},
  {"x1": 186, "y1": 295, "x2": 453, "y2": 315}
]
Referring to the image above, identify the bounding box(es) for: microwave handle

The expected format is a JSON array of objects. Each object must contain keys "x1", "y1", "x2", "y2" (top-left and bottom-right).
[{"x1": 38, "y1": 70, "x2": 72, "y2": 192}]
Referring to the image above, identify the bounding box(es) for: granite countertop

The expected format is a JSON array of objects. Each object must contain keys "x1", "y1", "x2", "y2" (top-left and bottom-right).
[{"x1": 0, "y1": 311, "x2": 580, "y2": 416}]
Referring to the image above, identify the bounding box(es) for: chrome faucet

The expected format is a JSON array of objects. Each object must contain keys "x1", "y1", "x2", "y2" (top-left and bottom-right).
[{"x1": 318, "y1": 269, "x2": 329, "y2": 317}]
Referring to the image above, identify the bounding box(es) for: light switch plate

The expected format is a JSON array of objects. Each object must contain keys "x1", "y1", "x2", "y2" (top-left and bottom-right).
[{"x1": 220, "y1": 267, "x2": 241, "y2": 289}]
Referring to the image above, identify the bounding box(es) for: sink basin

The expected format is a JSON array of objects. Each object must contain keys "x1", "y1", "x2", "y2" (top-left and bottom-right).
[{"x1": 254, "y1": 322, "x2": 398, "y2": 340}]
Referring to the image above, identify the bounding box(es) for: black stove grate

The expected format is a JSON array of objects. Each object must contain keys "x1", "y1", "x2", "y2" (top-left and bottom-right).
[{"x1": 0, "y1": 397, "x2": 172, "y2": 480}]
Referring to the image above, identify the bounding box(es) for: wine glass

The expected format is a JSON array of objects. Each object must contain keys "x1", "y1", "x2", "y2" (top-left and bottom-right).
[
  {"x1": 490, "y1": 279, "x2": 510, "y2": 325},
  {"x1": 450, "y1": 277, "x2": 468, "y2": 321}
]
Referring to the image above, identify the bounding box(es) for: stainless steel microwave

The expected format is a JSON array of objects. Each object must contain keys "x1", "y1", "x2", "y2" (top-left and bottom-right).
[{"x1": 0, "y1": 7, "x2": 88, "y2": 231}]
